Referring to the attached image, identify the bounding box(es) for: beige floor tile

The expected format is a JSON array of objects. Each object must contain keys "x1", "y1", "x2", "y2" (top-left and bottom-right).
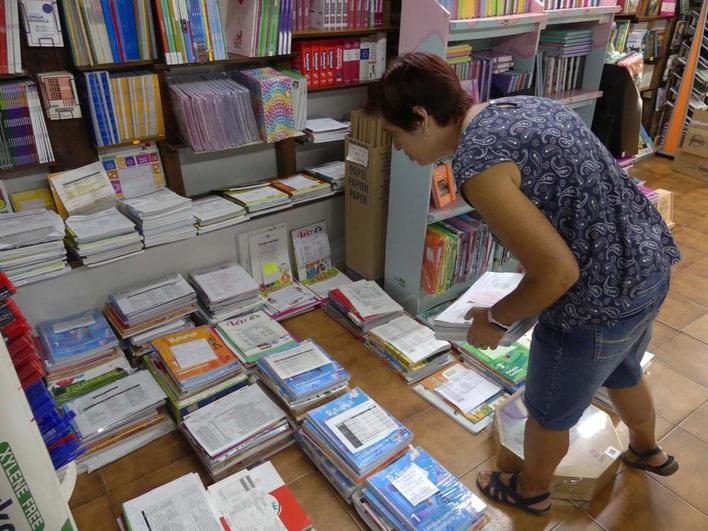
[
  {"x1": 684, "y1": 314, "x2": 708, "y2": 344},
  {"x1": 669, "y1": 271, "x2": 708, "y2": 309},
  {"x1": 648, "y1": 320, "x2": 679, "y2": 351},
  {"x1": 672, "y1": 243, "x2": 706, "y2": 273},
  {"x1": 672, "y1": 226, "x2": 708, "y2": 254},
  {"x1": 70, "y1": 470, "x2": 105, "y2": 509},
  {"x1": 552, "y1": 510, "x2": 606, "y2": 530},
  {"x1": 653, "y1": 332, "x2": 708, "y2": 387},
  {"x1": 271, "y1": 443, "x2": 316, "y2": 484},
  {"x1": 644, "y1": 363, "x2": 708, "y2": 424},
  {"x1": 685, "y1": 256, "x2": 708, "y2": 279},
  {"x1": 680, "y1": 401, "x2": 708, "y2": 444},
  {"x1": 656, "y1": 292, "x2": 707, "y2": 330},
  {"x1": 72, "y1": 496, "x2": 120, "y2": 531},
  {"x1": 282, "y1": 308, "x2": 348, "y2": 342}
]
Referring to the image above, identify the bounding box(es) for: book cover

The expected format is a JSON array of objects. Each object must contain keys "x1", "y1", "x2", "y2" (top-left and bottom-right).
[
  {"x1": 457, "y1": 341, "x2": 529, "y2": 384},
  {"x1": 225, "y1": 0, "x2": 259, "y2": 56},
  {"x1": 38, "y1": 309, "x2": 119, "y2": 362},
  {"x1": 216, "y1": 310, "x2": 297, "y2": 365}
]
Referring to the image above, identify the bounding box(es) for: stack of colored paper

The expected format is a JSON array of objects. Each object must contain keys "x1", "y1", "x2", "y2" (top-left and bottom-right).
[
  {"x1": 223, "y1": 183, "x2": 292, "y2": 215},
  {"x1": 65, "y1": 207, "x2": 143, "y2": 267},
  {"x1": 303, "y1": 118, "x2": 351, "y2": 143},
  {"x1": 257, "y1": 339, "x2": 351, "y2": 421},
  {"x1": 0, "y1": 209, "x2": 69, "y2": 287},
  {"x1": 192, "y1": 195, "x2": 249, "y2": 234},
  {"x1": 260, "y1": 281, "x2": 321, "y2": 320},
  {"x1": 365, "y1": 315, "x2": 455, "y2": 384},
  {"x1": 215, "y1": 310, "x2": 298, "y2": 369},
  {"x1": 325, "y1": 280, "x2": 404, "y2": 339},
  {"x1": 118, "y1": 188, "x2": 196, "y2": 247},
  {"x1": 296, "y1": 388, "x2": 413, "y2": 501},
  {"x1": 353, "y1": 447, "x2": 488, "y2": 530},
  {"x1": 306, "y1": 161, "x2": 346, "y2": 191},
  {"x1": 271, "y1": 173, "x2": 333, "y2": 204},
  {"x1": 189, "y1": 262, "x2": 263, "y2": 324},
  {"x1": 181, "y1": 383, "x2": 294, "y2": 480}
]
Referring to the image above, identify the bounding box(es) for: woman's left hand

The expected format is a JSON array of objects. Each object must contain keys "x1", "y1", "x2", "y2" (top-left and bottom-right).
[{"x1": 465, "y1": 307, "x2": 505, "y2": 350}]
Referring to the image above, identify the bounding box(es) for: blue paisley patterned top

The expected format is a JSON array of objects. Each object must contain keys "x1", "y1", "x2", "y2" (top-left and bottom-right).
[{"x1": 452, "y1": 96, "x2": 681, "y2": 328}]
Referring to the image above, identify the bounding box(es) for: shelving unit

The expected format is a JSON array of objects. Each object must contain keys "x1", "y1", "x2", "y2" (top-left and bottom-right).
[{"x1": 385, "y1": 0, "x2": 619, "y2": 316}]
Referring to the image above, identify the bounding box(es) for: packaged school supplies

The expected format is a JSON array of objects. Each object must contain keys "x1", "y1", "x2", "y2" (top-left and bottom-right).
[{"x1": 189, "y1": 262, "x2": 263, "y2": 324}]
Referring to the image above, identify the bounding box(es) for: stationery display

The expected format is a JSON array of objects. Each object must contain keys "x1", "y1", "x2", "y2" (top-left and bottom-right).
[
  {"x1": 304, "y1": 0, "x2": 386, "y2": 30},
  {"x1": 223, "y1": 184, "x2": 292, "y2": 215},
  {"x1": 189, "y1": 262, "x2": 263, "y2": 324},
  {"x1": 37, "y1": 71, "x2": 81, "y2": 120},
  {"x1": 65, "y1": 208, "x2": 143, "y2": 267},
  {"x1": 306, "y1": 160, "x2": 346, "y2": 191},
  {"x1": 271, "y1": 173, "x2": 333, "y2": 203},
  {"x1": 225, "y1": 0, "x2": 294, "y2": 57},
  {"x1": 48, "y1": 161, "x2": 117, "y2": 218},
  {"x1": 99, "y1": 143, "x2": 166, "y2": 199},
  {"x1": 303, "y1": 118, "x2": 350, "y2": 143},
  {"x1": 192, "y1": 196, "x2": 249, "y2": 234}
]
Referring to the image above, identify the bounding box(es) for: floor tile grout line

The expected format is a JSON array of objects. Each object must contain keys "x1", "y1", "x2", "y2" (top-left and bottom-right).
[
  {"x1": 651, "y1": 357, "x2": 708, "y2": 390},
  {"x1": 645, "y1": 471, "x2": 708, "y2": 518}
]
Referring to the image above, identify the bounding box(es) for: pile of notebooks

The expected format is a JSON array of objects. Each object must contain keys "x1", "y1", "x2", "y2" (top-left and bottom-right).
[
  {"x1": 61, "y1": 0, "x2": 157, "y2": 66},
  {"x1": 192, "y1": 195, "x2": 249, "y2": 234},
  {"x1": 147, "y1": 325, "x2": 249, "y2": 422},
  {"x1": 271, "y1": 173, "x2": 333, "y2": 204},
  {"x1": 303, "y1": 118, "x2": 350, "y2": 143},
  {"x1": 260, "y1": 280, "x2": 322, "y2": 320},
  {"x1": 63, "y1": 370, "x2": 175, "y2": 474},
  {"x1": 538, "y1": 29, "x2": 593, "y2": 97},
  {"x1": 257, "y1": 339, "x2": 351, "y2": 421},
  {"x1": 455, "y1": 335, "x2": 531, "y2": 394},
  {"x1": 167, "y1": 74, "x2": 260, "y2": 152},
  {"x1": 215, "y1": 310, "x2": 298, "y2": 369},
  {"x1": 189, "y1": 262, "x2": 264, "y2": 324},
  {"x1": 324, "y1": 280, "x2": 404, "y2": 339},
  {"x1": 365, "y1": 315, "x2": 455, "y2": 384},
  {"x1": 296, "y1": 387, "x2": 413, "y2": 501},
  {"x1": 223, "y1": 183, "x2": 293, "y2": 215},
  {"x1": 118, "y1": 188, "x2": 196, "y2": 247},
  {"x1": 83, "y1": 71, "x2": 165, "y2": 147},
  {"x1": 65, "y1": 207, "x2": 144, "y2": 267},
  {"x1": 0, "y1": 81, "x2": 54, "y2": 169},
  {"x1": 353, "y1": 447, "x2": 488, "y2": 530},
  {"x1": 125, "y1": 316, "x2": 195, "y2": 359},
  {"x1": 180, "y1": 383, "x2": 294, "y2": 480},
  {"x1": 225, "y1": 1, "x2": 293, "y2": 57},
  {"x1": 306, "y1": 161, "x2": 346, "y2": 191},
  {"x1": 0, "y1": 209, "x2": 70, "y2": 287}
]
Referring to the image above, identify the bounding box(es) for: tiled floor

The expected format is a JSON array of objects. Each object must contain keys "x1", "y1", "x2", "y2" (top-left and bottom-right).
[{"x1": 69, "y1": 157, "x2": 708, "y2": 530}]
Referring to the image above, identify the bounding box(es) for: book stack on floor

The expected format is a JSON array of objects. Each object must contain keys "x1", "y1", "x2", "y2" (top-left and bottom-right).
[
  {"x1": 296, "y1": 387, "x2": 414, "y2": 501},
  {"x1": 306, "y1": 160, "x2": 346, "y2": 192},
  {"x1": 257, "y1": 339, "x2": 351, "y2": 422},
  {"x1": 271, "y1": 173, "x2": 334, "y2": 204},
  {"x1": 0, "y1": 209, "x2": 69, "y2": 287},
  {"x1": 215, "y1": 310, "x2": 298, "y2": 370},
  {"x1": 126, "y1": 316, "x2": 196, "y2": 358},
  {"x1": 65, "y1": 207, "x2": 144, "y2": 267},
  {"x1": 118, "y1": 188, "x2": 196, "y2": 247},
  {"x1": 62, "y1": 370, "x2": 175, "y2": 474},
  {"x1": 192, "y1": 195, "x2": 249, "y2": 234},
  {"x1": 365, "y1": 315, "x2": 455, "y2": 384},
  {"x1": 189, "y1": 262, "x2": 264, "y2": 325},
  {"x1": 594, "y1": 352, "x2": 654, "y2": 411},
  {"x1": 414, "y1": 363, "x2": 508, "y2": 434},
  {"x1": 303, "y1": 118, "x2": 350, "y2": 143},
  {"x1": 146, "y1": 325, "x2": 249, "y2": 422},
  {"x1": 223, "y1": 183, "x2": 293, "y2": 216},
  {"x1": 324, "y1": 280, "x2": 404, "y2": 339},
  {"x1": 353, "y1": 446, "x2": 489, "y2": 531},
  {"x1": 455, "y1": 335, "x2": 531, "y2": 395},
  {"x1": 180, "y1": 383, "x2": 294, "y2": 480},
  {"x1": 260, "y1": 280, "x2": 322, "y2": 320}
]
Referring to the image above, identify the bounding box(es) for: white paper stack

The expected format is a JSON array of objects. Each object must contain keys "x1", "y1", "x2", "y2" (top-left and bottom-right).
[
  {"x1": 0, "y1": 209, "x2": 70, "y2": 286},
  {"x1": 127, "y1": 317, "x2": 195, "y2": 358},
  {"x1": 271, "y1": 173, "x2": 333, "y2": 204},
  {"x1": 118, "y1": 188, "x2": 196, "y2": 247},
  {"x1": 304, "y1": 118, "x2": 350, "y2": 143},
  {"x1": 192, "y1": 195, "x2": 249, "y2": 234},
  {"x1": 189, "y1": 262, "x2": 264, "y2": 324},
  {"x1": 65, "y1": 207, "x2": 143, "y2": 267},
  {"x1": 223, "y1": 184, "x2": 292, "y2": 215},
  {"x1": 306, "y1": 161, "x2": 346, "y2": 191},
  {"x1": 180, "y1": 383, "x2": 294, "y2": 480},
  {"x1": 432, "y1": 272, "x2": 537, "y2": 344}
]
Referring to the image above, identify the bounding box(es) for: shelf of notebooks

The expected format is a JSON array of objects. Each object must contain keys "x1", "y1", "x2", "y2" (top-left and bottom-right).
[{"x1": 95, "y1": 135, "x2": 168, "y2": 151}]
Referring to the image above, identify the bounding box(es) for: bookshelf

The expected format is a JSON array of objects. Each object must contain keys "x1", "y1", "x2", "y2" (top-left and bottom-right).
[{"x1": 384, "y1": 0, "x2": 619, "y2": 316}]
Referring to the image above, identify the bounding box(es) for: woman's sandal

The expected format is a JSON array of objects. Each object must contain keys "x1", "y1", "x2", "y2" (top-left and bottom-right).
[
  {"x1": 476, "y1": 471, "x2": 551, "y2": 515},
  {"x1": 621, "y1": 445, "x2": 679, "y2": 476}
]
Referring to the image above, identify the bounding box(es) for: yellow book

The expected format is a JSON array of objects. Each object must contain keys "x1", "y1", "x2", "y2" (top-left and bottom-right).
[
  {"x1": 120, "y1": 77, "x2": 134, "y2": 141},
  {"x1": 46, "y1": 175, "x2": 69, "y2": 219},
  {"x1": 9, "y1": 188, "x2": 57, "y2": 212},
  {"x1": 130, "y1": 76, "x2": 147, "y2": 139},
  {"x1": 152, "y1": 75, "x2": 166, "y2": 136},
  {"x1": 111, "y1": 77, "x2": 127, "y2": 142},
  {"x1": 200, "y1": 0, "x2": 214, "y2": 61}
]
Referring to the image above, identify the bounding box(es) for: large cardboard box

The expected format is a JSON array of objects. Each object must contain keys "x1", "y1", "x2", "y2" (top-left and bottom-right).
[
  {"x1": 681, "y1": 123, "x2": 708, "y2": 159},
  {"x1": 493, "y1": 392, "x2": 622, "y2": 502},
  {"x1": 344, "y1": 136, "x2": 391, "y2": 280},
  {"x1": 672, "y1": 149, "x2": 708, "y2": 183}
]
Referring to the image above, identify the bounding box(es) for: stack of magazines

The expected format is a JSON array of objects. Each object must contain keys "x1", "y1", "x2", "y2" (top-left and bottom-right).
[
  {"x1": 223, "y1": 183, "x2": 292, "y2": 215},
  {"x1": 306, "y1": 161, "x2": 345, "y2": 192},
  {"x1": 271, "y1": 174, "x2": 333, "y2": 204},
  {"x1": 260, "y1": 281, "x2": 321, "y2": 320},
  {"x1": 353, "y1": 447, "x2": 488, "y2": 530},
  {"x1": 325, "y1": 280, "x2": 404, "y2": 339},
  {"x1": 192, "y1": 195, "x2": 249, "y2": 234},
  {"x1": 65, "y1": 207, "x2": 143, "y2": 267},
  {"x1": 296, "y1": 387, "x2": 413, "y2": 501},
  {"x1": 365, "y1": 315, "x2": 455, "y2": 384},
  {"x1": 147, "y1": 326, "x2": 249, "y2": 422},
  {"x1": 257, "y1": 339, "x2": 351, "y2": 421},
  {"x1": 189, "y1": 262, "x2": 264, "y2": 324},
  {"x1": 125, "y1": 317, "x2": 195, "y2": 358},
  {"x1": 180, "y1": 383, "x2": 293, "y2": 480},
  {"x1": 215, "y1": 310, "x2": 297, "y2": 369},
  {"x1": 118, "y1": 188, "x2": 196, "y2": 247}
]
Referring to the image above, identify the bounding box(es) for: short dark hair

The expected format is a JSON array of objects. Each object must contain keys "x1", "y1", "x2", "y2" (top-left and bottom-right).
[{"x1": 365, "y1": 52, "x2": 471, "y2": 132}]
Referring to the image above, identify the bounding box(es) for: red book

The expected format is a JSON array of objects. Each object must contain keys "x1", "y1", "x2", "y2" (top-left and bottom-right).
[
  {"x1": 335, "y1": 39, "x2": 344, "y2": 85},
  {"x1": 344, "y1": 38, "x2": 358, "y2": 84},
  {"x1": 0, "y1": 0, "x2": 7, "y2": 75},
  {"x1": 349, "y1": 0, "x2": 356, "y2": 29},
  {"x1": 326, "y1": 40, "x2": 335, "y2": 86},
  {"x1": 311, "y1": 40, "x2": 321, "y2": 88},
  {"x1": 11, "y1": 345, "x2": 37, "y2": 369},
  {"x1": 320, "y1": 42, "x2": 329, "y2": 87},
  {"x1": 292, "y1": 41, "x2": 304, "y2": 74},
  {"x1": 152, "y1": 0, "x2": 171, "y2": 59}
]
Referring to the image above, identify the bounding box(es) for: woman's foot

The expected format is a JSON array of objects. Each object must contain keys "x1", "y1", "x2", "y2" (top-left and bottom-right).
[
  {"x1": 622, "y1": 445, "x2": 679, "y2": 476},
  {"x1": 476, "y1": 471, "x2": 552, "y2": 514}
]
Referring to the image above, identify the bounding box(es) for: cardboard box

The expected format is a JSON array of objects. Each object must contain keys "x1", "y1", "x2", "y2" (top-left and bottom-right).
[
  {"x1": 681, "y1": 123, "x2": 708, "y2": 159},
  {"x1": 654, "y1": 188, "x2": 674, "y2": 229},
  {"x1": 672, "y1": 149, "x2": 708, "y2": 183},
  {"x1": 493, "y1": 392, "x2": 622, "y2": 501},
  {"x1": 344, "y1": 136, "x2": 391, "y2": 280}
]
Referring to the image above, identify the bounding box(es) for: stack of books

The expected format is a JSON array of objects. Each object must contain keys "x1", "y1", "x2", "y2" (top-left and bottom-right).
[
  {"x1": 0, "y1": 81, "x2": 54, "y2": 169},
  {"x1": 257, "y1": 339, "x2": 351, "y2": 421},
  {"x1": 441, "y1": 0, "x2": 531, "y2": 17},
  {"x1": 303, "y1": 118, "x2": 350, "y2": 143},
  {"x1": 104, "y1": 274, "x2": 198, "y2": 342},
  {"x1": 538, "y1": 29, "x2": 593, "y2": 97},
  {"x1": 225, "y1": 1, "x2": 293, "y2": 57},
  {"x1": 65, "y1": 208, "x2": 144, "y2": 267},
  {"x1": 181, "y1": 383, "x2": 294, "y2": 480},
  {"x1": 260, "y1": 280, "x2": 321, "y2": 320},
  {"x1": 61, "y1": 0, "x2": 157, "y2": 66},
  {"x1": 306, "y1": 161, "x2": 346, "y2": 191},
  {"x1": 125, "y1": 316, "x2": 195, "y2": 358},
  {"x1": 325, "y1": 280, "x2": 404, "y2": 339},
  {"x1": 223, "y1": 183, "x2": 292, "y2": 215},
  {"x1": 189, "y1": 262, "x2": 263, "y2": 324},
  {"x1": 192, "y1": 195, "x2": 249, "y2": 234},
  {"x1": 455, "y1": 335, "x2": 531, "y2": 394},
  {"x1": 215, "y1": 310, "x2": 298, "y2": 369},
  {"x1": 0, "y1": 209, "x2": 69, "y2": 287},
  {"x1": 431, "y1": 272, "x2": 536, "y2": 345},
  {"x1": 353, "y1": 447, "x2": 488, "y2": 530},
  {"x1": 448, "y1": 52, "x2": 492, "y2": 104},
  {"x1": 118, "y1": 188, "x2": 196, "y2": 247},
  {"x1": 365, "y1": 315, "x2": 455, "y2": 384},
  {"x1": 0, "y1": 2, "x2": 21, "y2": 74},
  {"x1": 271, "y1": 174, "x2": 333, "y2": 204},
  {"x1": 83, "y1": 71, "x2": 165, "y2": 147},
  {"x1": 62, "y1": 370, "x2": 175, "y2": 473},
  {"x1": 296, "y1": 387, "x2": 413, "y2": 501},
  {"x1": 167, "y1": 74, "x2": 260, "y2": 153},
  {"x1": 476, "y1": 51, "x2": 534, "y2": 95},
  {"x1": 147, "y1": 326, "x2": 249, "y2": 422}
]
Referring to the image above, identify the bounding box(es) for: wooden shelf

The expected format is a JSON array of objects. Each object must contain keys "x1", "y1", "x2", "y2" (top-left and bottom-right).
[
  {"x1": 0, "y1": 161, "x2": 55, "y2": 177},
  {"x1": 0, "y1": 71, "x2": 30, "y2": 80},
  {"x1": 155, "y1": 54, "x2": 291, "y2": 71},
  {"x1": 95, "y1": 135, "x2": 167, "y2": 150},
  {"x1": 293, "y1": 26, "x2": 396, "y2": 39},
  {"x1": 75, "y1": 60, "x2": 155, "y2": 72},
  {"x1": 309, "y1": 80, "x2": 378, "y2": 92}
]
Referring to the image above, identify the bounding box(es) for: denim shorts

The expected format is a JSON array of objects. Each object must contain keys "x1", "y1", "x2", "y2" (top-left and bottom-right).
[{"x1": 523, "y1": 271, "x2": 670, "y2": 430}]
